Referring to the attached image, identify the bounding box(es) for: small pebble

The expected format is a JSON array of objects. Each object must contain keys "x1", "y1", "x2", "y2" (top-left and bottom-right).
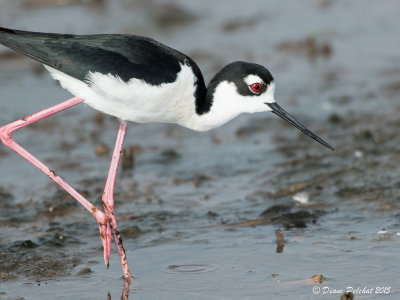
[
  {"x1": 95, "y1": 144, "x2": 109, "y2": 156},
  {"x1": 75, "y1": 267, "x2": 92, "y2": 276},
  {"x1": 376, "y1": 229, "x2": 391, "y2": 240},
  {"x1": 340, "y1": 291, "x2": 354, "y2": 300},
  {"x1": 292, "y1": 191, "x2": 309, "y2": 204}
]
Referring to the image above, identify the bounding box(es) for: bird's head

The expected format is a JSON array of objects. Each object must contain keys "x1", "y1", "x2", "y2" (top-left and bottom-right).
[{"x1": 206, "y1": 61, "x2": 333, "y2": 150}]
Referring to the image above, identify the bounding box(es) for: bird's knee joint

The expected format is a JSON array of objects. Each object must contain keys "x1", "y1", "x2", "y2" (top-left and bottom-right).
[{"x1": 0, "y1": 126, "x2": 13, "y2": 146}]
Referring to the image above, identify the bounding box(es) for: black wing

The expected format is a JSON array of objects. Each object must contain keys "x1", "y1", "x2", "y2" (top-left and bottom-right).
[{"x1": 0, "y1": 27, "x2": 194, "y2": 85}]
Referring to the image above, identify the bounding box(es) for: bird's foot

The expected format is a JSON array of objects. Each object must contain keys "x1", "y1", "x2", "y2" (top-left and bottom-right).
[
  {"x1": 92, "y1": 207, "x2": 112, "y2": 267},
  {"x1": 98, "y1": 221, "x2": 112, "y2": 267},
  {"x1": 104, "y1": 207, "x2": 132, "y2": 280}
]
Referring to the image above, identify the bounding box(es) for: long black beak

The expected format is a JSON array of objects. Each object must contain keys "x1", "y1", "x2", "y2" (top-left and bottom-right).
[{"x1": 266, "y1": 102, "x2": 334, "y2": 150}]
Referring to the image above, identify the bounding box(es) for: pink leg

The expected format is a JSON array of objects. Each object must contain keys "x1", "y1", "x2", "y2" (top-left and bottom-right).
[
  {"x1": 102, "y1": 120, "x2": 132, "y2": 280},
  {"x1": 0, "y1": 96, "x2": 130, "y2": 279}
]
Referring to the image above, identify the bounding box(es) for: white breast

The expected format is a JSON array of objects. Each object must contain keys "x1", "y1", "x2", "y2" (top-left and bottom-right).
[{"x1": 45, "y1": 64, "x2": 199, "y2": 126}]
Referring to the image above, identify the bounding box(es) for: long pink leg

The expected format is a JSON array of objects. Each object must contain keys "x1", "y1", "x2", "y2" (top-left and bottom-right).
[
  {"x1": 102, "y1": 120, "x2": 132, "y2": 280},
  {"x1": 0, "y1": 96, "x2": 114, "y2": 271}
]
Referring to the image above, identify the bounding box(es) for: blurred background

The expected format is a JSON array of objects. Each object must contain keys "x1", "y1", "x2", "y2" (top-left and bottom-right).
[{"x1": 0, "y1": 0, "x2": 399, "y2": 299}]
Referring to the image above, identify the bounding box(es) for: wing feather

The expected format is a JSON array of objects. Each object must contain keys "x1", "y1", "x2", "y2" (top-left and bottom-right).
[{"x1": 0, "y1": 27, "x2": 183, "y2": 85}]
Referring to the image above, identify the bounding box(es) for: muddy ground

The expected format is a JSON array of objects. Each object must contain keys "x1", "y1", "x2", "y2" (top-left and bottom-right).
[{"x1": 0, "y1": 0, "x2": 400, "y2": 299}]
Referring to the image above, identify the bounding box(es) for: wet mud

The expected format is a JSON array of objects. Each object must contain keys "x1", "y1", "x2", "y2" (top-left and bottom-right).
[{"x1": 1, "y1": 0, "x2": 400, "y2": 299}]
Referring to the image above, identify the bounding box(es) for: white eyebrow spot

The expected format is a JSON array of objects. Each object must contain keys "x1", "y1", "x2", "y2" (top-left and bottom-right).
[{"x1": 243, "y1": 74, "x2": 264, "y2": 85}]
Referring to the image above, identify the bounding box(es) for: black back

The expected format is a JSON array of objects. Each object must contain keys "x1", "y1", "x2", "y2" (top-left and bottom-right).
[{"x1": 0, "y1": 27, "x2": 207, "y2": 107}]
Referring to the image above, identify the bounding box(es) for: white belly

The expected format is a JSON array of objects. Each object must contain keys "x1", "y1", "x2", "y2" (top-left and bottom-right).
[{"x1": 45, "y1": 64, "x2": 198, "y2": 126}]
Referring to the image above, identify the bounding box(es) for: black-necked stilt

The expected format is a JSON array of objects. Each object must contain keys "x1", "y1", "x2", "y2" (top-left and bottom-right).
[{"x1": 0, "y1": 27, "x2": 333, "y2": 281}]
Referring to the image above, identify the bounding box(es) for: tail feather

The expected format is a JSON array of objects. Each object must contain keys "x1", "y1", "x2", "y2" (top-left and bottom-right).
[
  {"x1": 0, "y1": 27, "x2": 77, "y2": 75},
  {"x1": 0, "y1": 27, "x2": 50, "y2": 63},
  {"x1": 0, "y1": 26, "x2": 66, "y2": 38},
  {"x1": 0, "y1": 27, "x2": 16, "y2": 34}
]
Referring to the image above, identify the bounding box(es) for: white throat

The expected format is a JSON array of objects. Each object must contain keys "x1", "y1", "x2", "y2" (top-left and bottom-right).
[{"x1": 185, "y1": 81, "x2": 276, "y2": 131}]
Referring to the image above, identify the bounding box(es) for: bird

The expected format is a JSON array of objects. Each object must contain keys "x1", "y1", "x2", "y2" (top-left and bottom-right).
[{"x1": 0, "y1": 27, "x2": 333, "y2": 281}]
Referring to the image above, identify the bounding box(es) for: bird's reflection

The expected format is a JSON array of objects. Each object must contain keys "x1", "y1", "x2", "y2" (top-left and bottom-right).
[{"x1": 107, "y1": 278, "x2": 131, "y2": 300}]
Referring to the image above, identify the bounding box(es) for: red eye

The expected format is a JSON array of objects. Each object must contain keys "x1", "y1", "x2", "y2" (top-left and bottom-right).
[{"x1": 250, "y1": 83, "x2": 262, "y2": 94}]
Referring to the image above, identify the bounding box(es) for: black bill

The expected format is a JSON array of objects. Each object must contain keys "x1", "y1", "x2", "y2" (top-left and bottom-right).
[{"x1": 266, "y1": 102, "x2": 334, "y2": 151}]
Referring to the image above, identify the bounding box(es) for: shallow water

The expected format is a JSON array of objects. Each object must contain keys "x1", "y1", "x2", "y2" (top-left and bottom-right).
[{"x1": 1, "y1": 0, "x2": 400, "y2": 299}]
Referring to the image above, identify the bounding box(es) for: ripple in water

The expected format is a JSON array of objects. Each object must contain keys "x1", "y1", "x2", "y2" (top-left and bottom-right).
[{"x1": 162, "y1": 263, "x2": 222, "y2": 274}]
